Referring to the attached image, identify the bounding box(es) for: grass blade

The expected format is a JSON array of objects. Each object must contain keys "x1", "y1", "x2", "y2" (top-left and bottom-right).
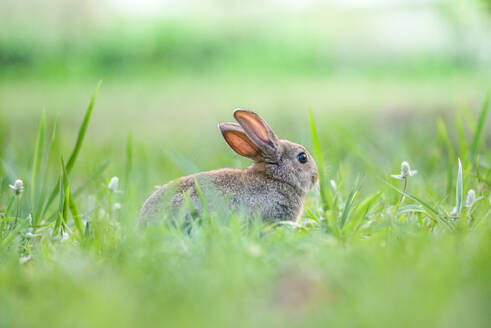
[
  {"x1": 340, "y1": 179, "x2": 359, "y2": 229},
  {"x1": 44, "y1": 82, "x2": 102, "y2": 212},
  {"x1": 385, "y1": 181, "x2": 455, "y2": 230},
  {"x1": 54, "y1": 161, "x2": 65, "y2": 233},
  {"x1": 304, "y1": 206, "x2": 321, "y2": 225},
  {"x1": 308, "y1": 110, "x2": 331, "y2": 210},
  {"x1": 31, "y1": 110, "x2": 46, "y2": 213},
  {"x1": 470, "y1": 91, "x2": 490, "y2": 159},
  {"x1": 455, "y1": 158, "x2": 463, "y2": 216},
  {"x1": 66, "y1": 81, "x2": 102, "y2": 174},
  {"x1": 398, "y1": 204, "x2": 426, "y2": 214},
  {"x1": 455, "y1": 114, "x2": 467, "y2": 161},
  {"x1": 61, "y1": 162, "x2": 84, "y2": 236}
]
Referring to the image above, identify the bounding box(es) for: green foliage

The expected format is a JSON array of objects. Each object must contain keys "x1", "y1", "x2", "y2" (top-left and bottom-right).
[
  {"x1": 0, "y1": 86, "x2": 490, "y2": 328},
  {"x1": 471, "y1": 91, "x2": 490, "y2": 159},
  {"x1": 0, "y1": 20, "x2": 483, "y2": 80}
]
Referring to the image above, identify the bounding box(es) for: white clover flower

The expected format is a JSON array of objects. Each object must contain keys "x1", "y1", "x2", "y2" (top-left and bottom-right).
[
  {"x1": 9, "y1": 179, "x2": 24, "y2": 196},
  {"x1": 465, "y1": 189, "x2": 476, "y2": 208},
  {"x1": 112, "y1": 202, "x2": 121, "y2": 211},
  {"x1": 391, "y1": 161, "x2": 417, "y2": 180},
  {"x1": 108, "y1": 176, "x2": 119, "y2": 192}
]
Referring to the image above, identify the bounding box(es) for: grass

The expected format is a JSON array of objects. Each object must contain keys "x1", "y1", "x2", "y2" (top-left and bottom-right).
[{"x1": 0, "y1": 82, "x2": 490, "y2": 328}]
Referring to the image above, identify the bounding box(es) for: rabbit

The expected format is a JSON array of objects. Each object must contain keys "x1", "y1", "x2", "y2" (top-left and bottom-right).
[{"x1": 139, "y1": 109, "x2": 318, "y2": 224}]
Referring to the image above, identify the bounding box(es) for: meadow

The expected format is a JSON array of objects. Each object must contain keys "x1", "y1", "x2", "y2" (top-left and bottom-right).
[{"x1": 1, "y1": 5, "x2": 491, "y2": 327}]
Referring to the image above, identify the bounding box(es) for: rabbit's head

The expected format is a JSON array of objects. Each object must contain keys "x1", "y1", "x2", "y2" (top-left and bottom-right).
[{"x1": 219, "y1": 109, "x2": 318, "y2": 194}]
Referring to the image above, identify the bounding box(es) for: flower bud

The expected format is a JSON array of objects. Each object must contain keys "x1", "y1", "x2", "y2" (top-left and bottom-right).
[
  {"x1": 465, "y1": 189, "x2": 476, "y2": 208},
  {"x1": 108, "y1": 176, "x2": 119, "y2": 192},
  {"x1": 391, "y1": 161, "x2": 417, "y2": 179},
  {"x1": 9, "y1": 179, "x2": 24, "y2": 196}
]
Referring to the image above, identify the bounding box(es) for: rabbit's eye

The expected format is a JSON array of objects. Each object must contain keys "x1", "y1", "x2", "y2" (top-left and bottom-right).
[{"x1": 297, "y1": 152, "x2": 308, "y2": 164}]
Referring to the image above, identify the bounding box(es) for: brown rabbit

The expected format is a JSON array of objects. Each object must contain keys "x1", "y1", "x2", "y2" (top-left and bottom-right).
[{"x1": 140, "y1": 109, "x2": 318, "y2": 224}]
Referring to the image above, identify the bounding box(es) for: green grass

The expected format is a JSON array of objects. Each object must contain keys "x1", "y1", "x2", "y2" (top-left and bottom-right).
[{"x1": 0, "y1": 83, "x2": 490, "y2": 328}]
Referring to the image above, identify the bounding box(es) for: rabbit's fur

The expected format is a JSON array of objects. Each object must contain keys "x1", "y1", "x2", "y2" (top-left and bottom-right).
[{"x1": 140, "y1": 109, "x2": 318, "y2": 223}]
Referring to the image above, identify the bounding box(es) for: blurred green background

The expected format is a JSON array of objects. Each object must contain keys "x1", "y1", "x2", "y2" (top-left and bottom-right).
[
  {"x1": 1, "y1": 0, "x2": 490, "y2": 144},
  {"x1": 1, "y1": 0, "x2": 490, "y2": 197},
  {"x1": 0, "y1": 1, "x2": 491, "y2": 328}
]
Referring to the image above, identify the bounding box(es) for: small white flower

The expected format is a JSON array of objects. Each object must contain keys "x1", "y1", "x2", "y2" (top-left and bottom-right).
[
  {"x1": 25, "y1": 232, "x2": 36, "y2": 239},
  {"x1": 391, "y1": 161, "x2": 417, "y2": 179},
  {"x1": 19, "y1": 255, "x2": 32, "y2": 264},
  {"x1": 112, "y1": 202, "x2": 121, "y2": 211},
  {"x1": 330, "y1": 179, "x2": 337, "y2": 192},
  {"x1": 465, "y1": 189, "x2": 476, "y2": 208},
  {"x1": 108, "y1": 176, "x2": 119, "y2": 192},
  {"x1": 61, "y1": 231, "x2": 70, "y2": 241},
  {"x1": 9, "y1": 179, "x2": 24, "y2": 196}
]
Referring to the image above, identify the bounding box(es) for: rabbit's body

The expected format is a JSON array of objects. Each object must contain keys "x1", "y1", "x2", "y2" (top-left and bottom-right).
[
  {"x1": 140, "y1": 109, "x2": 318, "y2": 224},
  {"x1": 140, "y1": 165, "x2": 305, "y2": 223}
]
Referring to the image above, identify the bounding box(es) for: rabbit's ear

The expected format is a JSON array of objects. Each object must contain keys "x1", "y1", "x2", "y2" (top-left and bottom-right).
[
  {"x1": 219, "y1": 122, "x2": 261, "y2": 159},
  {"x1": 233, "y1": 109, "x2": 279, "y2": 157}
]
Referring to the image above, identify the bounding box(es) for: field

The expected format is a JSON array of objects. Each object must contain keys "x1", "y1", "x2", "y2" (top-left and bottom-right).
[{"x1": 1, "y1": 2, "x2": 491, "y2": 327}]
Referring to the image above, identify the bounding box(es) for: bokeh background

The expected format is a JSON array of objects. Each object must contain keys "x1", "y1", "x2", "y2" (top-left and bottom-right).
[
  {"x1": 1, "y1": 0, "x2": 490, "y2": 204},
  {"x1": 1, "y1": 2, "x2": 491, "y2": 328},
  {"x1": 1, "y1": 0, "x2": 490, "y2": 140}
]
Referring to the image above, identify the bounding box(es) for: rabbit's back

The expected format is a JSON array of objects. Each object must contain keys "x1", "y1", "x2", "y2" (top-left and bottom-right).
[{"x1": 139, "y1": 168, "x2": 304, "y2": 223}]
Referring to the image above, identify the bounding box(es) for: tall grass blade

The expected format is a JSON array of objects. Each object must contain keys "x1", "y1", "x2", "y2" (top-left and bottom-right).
[
  {"x1": 470, "y1": 91, "x2": 490, "y2": 159},
  {"x1": 45, "y1": 82, "x2": 102, "y2": 212},
  {"x1": 66, "y1": 81, "x2": 102, "y2": 174},
  {"x1": 308, "y1": 110, "x2": 331, "y2": 210},
  {"x1": 47, "y1": 118, "x2": 59, "y2": 171}
]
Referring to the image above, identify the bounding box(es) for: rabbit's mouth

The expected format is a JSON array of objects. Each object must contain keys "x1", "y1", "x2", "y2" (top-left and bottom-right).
[{"x1": 311, "y1": 172, "x2": 319, "y2": 186}]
